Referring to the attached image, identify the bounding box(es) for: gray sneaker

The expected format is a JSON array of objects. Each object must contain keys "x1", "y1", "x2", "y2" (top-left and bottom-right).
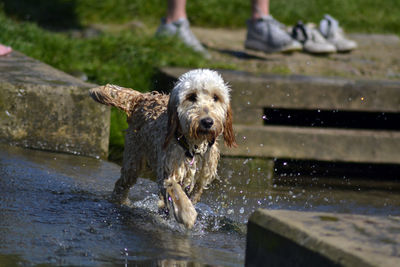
[
  {"x1": 319, "y1": 14, "x2": 357, "y2": 52},
  {"x1": 155, "y1": 18, "x2": 211, "y2": 58},
  {"x1": 245, "y1": 15, "x2": 302, "y2": 53}
]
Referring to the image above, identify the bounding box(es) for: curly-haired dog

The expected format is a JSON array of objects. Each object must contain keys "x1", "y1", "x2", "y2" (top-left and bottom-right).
[{"x1": 89, "y1": 69, "x2": 236, "y2": 228}]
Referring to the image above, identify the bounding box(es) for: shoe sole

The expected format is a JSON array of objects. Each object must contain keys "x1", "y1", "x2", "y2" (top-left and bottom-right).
[{"x1": 245, "y1": 39, "x2": 302, "y2": 53}]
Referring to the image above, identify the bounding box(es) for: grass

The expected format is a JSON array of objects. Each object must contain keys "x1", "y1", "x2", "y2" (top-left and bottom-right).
[
  {"x1": 1, "y1": 0, "x2": 399, "y2": 34},
  {"x1": 1, "y1": 0, "x2": 399, "y2": 160}
]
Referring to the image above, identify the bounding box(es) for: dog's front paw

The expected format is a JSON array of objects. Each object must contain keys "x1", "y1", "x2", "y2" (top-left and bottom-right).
[{"x1": 165, "y1": 180, "x2": 197, "y2": 229}]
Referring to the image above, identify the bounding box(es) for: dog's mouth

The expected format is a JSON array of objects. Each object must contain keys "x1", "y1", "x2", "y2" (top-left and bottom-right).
[
  {"x1": 189, "y1": 119, "x2": 222, "y2": 141},
  {"x1": 197, "y1": 128, "x2": 214, "y2": 135},
  {"x1": 196, "y1": 128, "x2": 219, "y2": 142}
]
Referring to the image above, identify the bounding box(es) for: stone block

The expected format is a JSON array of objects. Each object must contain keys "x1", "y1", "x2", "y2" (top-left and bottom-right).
[
  {"x1": 246, "y1": 209, "x2": 400, "y2": 267},
  {"x1": 0, "y1": 52, "x2": 109, "y2": 158},
  {"x1": 222, "y1": 125, "x2": 400, "y2": 164},
  {"x1": 218, "y1": 156, "x2": 274, "y2": 189}
]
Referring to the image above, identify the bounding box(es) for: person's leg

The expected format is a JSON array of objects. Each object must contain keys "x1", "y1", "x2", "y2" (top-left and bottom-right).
[
  {"x1": 245, "y1": 0, "x2": 302, "y2": 53},
  {"x1": 251, "y1": 0, "x2": 269, "y2": 20},
  {"x1": 166, "y1": 0, "x2": 187, "y2": 23},
  {"x1": 0, "y1": 44, "x2": 12, "y2": 56}
]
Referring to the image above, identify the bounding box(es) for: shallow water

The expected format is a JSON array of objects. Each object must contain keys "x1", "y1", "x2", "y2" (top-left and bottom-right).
[
  {"x1": 0, "y1": 145, "x2": 244, "y2": 266},
  {"x1": 1, "y1": 144, "x2": 399, "y2": 266}
]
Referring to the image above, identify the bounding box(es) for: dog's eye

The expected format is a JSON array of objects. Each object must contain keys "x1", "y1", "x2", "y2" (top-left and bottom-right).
[
  {"x1": 187, "y1": 93, "x2": 197, "y2": 102},
  {"x1": 213, "y1": 94, "x2": 219, "y2": 102}
]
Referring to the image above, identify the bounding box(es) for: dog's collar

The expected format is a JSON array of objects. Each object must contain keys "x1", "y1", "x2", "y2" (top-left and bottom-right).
[{"x1": 175, "y1": 131, "x2": 215, "y2": 159}]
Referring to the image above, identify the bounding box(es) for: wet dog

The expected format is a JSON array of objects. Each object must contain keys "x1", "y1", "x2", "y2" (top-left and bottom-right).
[{"x1": 89, "y1": 69, "x2": 236, "y2": 228}]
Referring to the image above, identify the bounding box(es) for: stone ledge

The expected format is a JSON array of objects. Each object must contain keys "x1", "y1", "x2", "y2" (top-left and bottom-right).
[
  {"x1": 246, "y1": 209, "x2": 400, "y2": 267},
  {"x1": 222, "y1": 125, "x2": 400, "y2": 164},
  {"x1": 0, "y1": 51, "x2": 110, "y2": 158}
]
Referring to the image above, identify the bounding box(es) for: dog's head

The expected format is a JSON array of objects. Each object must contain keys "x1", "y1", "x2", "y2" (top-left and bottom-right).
[{"x1": 164, "y1": 69, "x2": 236, "y2": 148}]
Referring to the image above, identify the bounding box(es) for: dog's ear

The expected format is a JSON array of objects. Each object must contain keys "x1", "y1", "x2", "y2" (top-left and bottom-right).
[
  {"x1": 223, "y1": 105, "x2": 237, "y2": 148},
  {"x1": 164, "y1": 97, "x2": 179, "y2": 149}
]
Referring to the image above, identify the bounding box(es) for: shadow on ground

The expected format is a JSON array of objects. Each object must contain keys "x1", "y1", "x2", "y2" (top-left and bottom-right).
[{"x1": 1, "y1": 0, "x2": 81, "y2": 29}]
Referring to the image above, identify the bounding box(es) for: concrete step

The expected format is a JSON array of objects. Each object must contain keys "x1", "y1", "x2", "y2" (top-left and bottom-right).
[
  {"x1": 193, "y1": 28, "x2": 400, "y2": 81},
  {"x1": 0, "y1": 51, "x2": 109, "y2": 158},
  {"x1": 246, "y1": 209, "x2": 400, "y2": 267},
  {"x1": 222, "y1": 125, "x2": 400, "y2": 164}
]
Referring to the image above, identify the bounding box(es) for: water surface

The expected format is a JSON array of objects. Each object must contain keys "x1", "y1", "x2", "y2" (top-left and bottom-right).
[{"x1": 1, "y1": 145, "x2": 399, "y2": 266}]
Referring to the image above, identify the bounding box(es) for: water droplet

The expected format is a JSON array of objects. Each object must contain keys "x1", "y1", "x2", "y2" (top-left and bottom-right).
[
  {"x1": 239, "y1": 207, "x2": 244, "y2": 214},
  {"x1": 227, "y1": 209, "x2": 234, "y2": 215},
  {"x1": 262, "y1": 115, "x2": 267, "y2": 120}
]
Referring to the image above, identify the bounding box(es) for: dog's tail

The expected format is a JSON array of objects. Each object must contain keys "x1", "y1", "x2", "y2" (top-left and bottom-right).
[{"x1": 89, "y1": 84, "x2": 141, "y2": 115}]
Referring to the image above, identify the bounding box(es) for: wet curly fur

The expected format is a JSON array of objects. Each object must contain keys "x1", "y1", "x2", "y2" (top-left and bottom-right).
[{"x1": 89, "y1": 69, "x2": 236, "y2": 228}]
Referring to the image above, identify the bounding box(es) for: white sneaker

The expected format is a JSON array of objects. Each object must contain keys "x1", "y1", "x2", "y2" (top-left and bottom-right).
[
  {"x1": 155, "y1": 18, "x2": 211, "y2": 59},
  {"x1": 292, "y1": 21, "x2": 336, "y2": 54},
  {"x1": 319, "y1": 14, "x2": 357, "y2": 52}
]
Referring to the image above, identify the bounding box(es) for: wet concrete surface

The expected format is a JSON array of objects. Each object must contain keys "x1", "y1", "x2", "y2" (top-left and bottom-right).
[{"x1": 1, "y1": 144, "x2": 399, "y2": 266}]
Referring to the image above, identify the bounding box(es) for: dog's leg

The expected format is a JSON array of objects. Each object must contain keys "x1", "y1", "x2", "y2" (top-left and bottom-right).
[
  {"x1": 164, "y1": 179, "x2": 197, "y2": 229},
  {"x1": 190, "y1": 184, "x2": 204, "y2": 205},
  {"x1": 112, "y1": 159, "x2": 141, "y2": 207}
]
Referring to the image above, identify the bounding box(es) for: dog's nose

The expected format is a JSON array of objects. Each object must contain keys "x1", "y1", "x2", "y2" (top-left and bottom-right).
[{"x1": 200, "y1": 117, "x2": 214, "y2": 129}]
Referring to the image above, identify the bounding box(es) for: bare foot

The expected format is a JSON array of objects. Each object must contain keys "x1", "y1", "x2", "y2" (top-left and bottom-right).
[{"x1": 0, "y1": 44, "x2": 12, "y2": 56}]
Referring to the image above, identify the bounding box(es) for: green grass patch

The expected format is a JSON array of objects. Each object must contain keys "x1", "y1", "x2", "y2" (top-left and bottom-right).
[{"x1": 1, "y1": 0, "x2": 399, "y2": 34}]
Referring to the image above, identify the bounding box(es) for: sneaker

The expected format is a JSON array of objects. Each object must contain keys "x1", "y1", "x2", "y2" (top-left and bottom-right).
[
  {"x1": 155, "y1": 18, "x2": 211, "y2": 59},
  {"x1": 245, "y1": 15, "x2": 302, "y2": 53},
  {"x1": 291, "y1": 21, "x2": 336, "y2": 54},
  {"x1": 319, "y1": 14, "x2": 357, "y2": 52}
]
